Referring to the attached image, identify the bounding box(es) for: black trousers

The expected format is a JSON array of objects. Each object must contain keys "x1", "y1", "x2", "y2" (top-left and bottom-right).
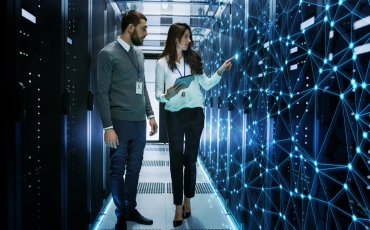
[{"x1": 165, "y1": 107, "x2": 205, "y2": 205}]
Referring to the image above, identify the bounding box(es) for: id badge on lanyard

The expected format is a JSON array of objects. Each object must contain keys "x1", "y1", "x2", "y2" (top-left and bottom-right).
[{"x1": 136, "y1": 81, "x2": 143, "y2": 94}]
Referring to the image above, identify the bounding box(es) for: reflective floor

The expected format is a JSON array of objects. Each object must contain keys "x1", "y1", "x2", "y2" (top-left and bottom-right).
[{"x1": 92, "y1": 143, "x2": 239, "y2": 230}]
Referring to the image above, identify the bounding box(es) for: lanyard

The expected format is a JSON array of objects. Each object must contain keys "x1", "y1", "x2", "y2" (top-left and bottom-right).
[
  {"x1": 116, "y1": 40, "x2": 141, "y2": 80},
  {"x1": 175, "y1": 60, "x2": 186, "y2": 77}
]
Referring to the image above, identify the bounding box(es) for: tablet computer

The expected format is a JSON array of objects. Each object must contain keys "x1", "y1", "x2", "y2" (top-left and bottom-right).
[{"x1": 174, "y1": 75, "x2": 194, "y2": 89}]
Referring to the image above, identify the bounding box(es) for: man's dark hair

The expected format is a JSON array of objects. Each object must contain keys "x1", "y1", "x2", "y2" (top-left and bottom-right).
[{"x1": 121, "y1": 10, "x2": 147, "y2": 32}]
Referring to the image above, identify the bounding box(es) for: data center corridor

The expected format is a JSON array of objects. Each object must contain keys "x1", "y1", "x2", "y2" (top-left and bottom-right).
[{"x1": 92, "y1": 143, "x2": 239, "y2": 230}]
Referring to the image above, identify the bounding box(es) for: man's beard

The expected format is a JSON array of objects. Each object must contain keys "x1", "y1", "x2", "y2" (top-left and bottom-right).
[{"x1": 131, "y1": 30, "x2": 143, "y2": 46}]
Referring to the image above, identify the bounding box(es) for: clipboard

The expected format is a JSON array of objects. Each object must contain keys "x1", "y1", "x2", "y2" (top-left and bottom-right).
[{"x1": 174, "y1": 75, "x2": 194, "y2": 89}]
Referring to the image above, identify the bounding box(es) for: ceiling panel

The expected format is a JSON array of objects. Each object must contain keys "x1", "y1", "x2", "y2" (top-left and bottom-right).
[{"x1": 110, "y1": 0, "x2": 228, "y2": 52}]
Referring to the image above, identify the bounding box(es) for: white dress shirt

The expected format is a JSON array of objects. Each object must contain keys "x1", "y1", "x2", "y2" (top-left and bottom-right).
[{"x1": 155, "y1": 56, "x2": 221, "y2": 112}]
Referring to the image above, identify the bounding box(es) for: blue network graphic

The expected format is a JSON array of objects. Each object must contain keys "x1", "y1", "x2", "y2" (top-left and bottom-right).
[{"x1": 198, "y1": 0, "x2": 369, "y2": 229}]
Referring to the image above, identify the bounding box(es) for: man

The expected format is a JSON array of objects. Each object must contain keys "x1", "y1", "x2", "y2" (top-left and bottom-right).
[{"x1": 96, "y1": 10, "x2": 158, "y2": 230}]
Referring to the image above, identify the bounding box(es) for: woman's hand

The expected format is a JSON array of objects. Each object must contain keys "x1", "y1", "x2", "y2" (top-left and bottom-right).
[
  {"x1": 164, "y1": 83, "x2": 185, "y2": 100},
  {"x1": 216, "y1": 56, "x2": 235, "y2": 76}
]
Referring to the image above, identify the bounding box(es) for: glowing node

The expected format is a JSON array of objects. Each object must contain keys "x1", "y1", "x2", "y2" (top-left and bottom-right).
[
  {"x1": 356, "y1": 147, "x2": 361, "y2": 153},
  {"x1": 352, "y1": 215, "x2": 357, "y2": 221},
  {"x1": 340, "y1": 93, "x2": 344, "y2": 99},
  {"x1": 348, "y1": 163, "x2": 352, "y2": 170}
]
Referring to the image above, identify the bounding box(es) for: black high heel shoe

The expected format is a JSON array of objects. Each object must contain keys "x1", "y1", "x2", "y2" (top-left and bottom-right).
[
  {"x1": 173, "y1": 219, "x2": 183, "y2": 227},
  {"x1": 182, "y1": 205, "x2": 191, "y2": 219},
  {"x1": 173, "y1": 206, "x2": 183, "y2": 227}
]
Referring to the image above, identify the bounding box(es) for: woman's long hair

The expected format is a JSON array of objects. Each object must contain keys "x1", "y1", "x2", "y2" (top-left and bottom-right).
[{"x1": 158, "y1": 23, "x2": 203, "y2": 75}]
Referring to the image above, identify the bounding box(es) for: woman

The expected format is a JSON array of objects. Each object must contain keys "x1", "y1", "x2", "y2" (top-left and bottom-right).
[{"x1": 154, "y1": 22, "x2": 234, "y2": 227}]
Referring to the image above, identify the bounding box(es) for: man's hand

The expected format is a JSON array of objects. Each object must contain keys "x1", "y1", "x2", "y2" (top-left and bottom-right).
[
  {"x1": 104, "y1": 129, "x2": 119, "y2": 149},
  {"x1": 149, "y1": 118, "x2": 158, "y2": 136},
  {"x1": 164, "y1": 83, "x2": 184, "y2": 100}
]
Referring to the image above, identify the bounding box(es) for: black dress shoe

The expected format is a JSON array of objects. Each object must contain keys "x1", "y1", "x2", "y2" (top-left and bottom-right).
[
  {"x1": 173, "y1": 219, "x2": 183, "y2": 227},
  {"x1": 182, "y1": 205, "x2": 191, "y2": 219},
  {"x1": 126, "y1": 209, "x2": 153, "y2": 225},
  {"x1": 115, "y1": 215, "x2": 127, "y2": 230}
]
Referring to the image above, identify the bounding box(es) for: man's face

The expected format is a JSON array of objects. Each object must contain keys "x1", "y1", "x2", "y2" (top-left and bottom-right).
[{"x1": 131, "y1": 19, "x2": 148, "y2": 46}]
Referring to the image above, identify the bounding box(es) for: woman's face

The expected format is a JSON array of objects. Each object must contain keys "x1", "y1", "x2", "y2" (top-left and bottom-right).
[{"x1": 176, "y1": 29, "x2": 191, "y2": 51}]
